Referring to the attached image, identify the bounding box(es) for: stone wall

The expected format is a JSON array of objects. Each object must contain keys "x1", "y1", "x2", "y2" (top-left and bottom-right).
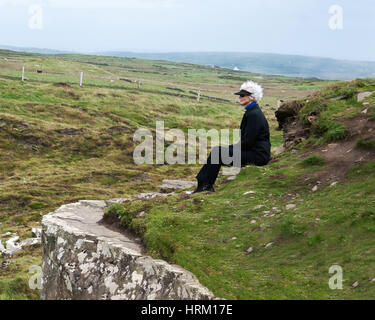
[{"x1": 41, "y1": 199, "x2": 215, "y2": 300}]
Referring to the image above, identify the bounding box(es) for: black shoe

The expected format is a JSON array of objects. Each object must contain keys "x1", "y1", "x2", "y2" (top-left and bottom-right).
[{"x1": 193, "y1": 183, "x2": 215, "y2": 194}]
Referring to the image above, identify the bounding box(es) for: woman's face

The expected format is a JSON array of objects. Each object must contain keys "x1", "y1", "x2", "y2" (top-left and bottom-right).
[{"x1": 239, "y1": 95, "x2": 253, "y2": 106}]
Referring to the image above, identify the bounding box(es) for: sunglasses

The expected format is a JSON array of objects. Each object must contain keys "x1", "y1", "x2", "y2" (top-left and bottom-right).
[{"x1": 239, "y1": 94, "x2": 249, "y2": 98}]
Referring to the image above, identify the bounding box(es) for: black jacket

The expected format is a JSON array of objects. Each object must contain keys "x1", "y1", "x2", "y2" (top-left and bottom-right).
[{"x1": 239, "y1": 104, "x2": 271, "y2": 165}]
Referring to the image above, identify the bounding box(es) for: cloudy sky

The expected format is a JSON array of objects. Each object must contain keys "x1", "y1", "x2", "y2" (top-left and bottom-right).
[{"x1": 0, "y1": 0, "x2": 374, "y2": 61}]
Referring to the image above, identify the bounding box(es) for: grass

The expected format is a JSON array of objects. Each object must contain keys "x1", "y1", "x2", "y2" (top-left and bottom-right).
[
  {"x1": 356, "y1": 138, "x2": 375, "y2": 150},
  {"x1": 300, "y1": 154, "x2": 325, "y2": 167},
  {"x1": 294, "y1": 79, "x2": 375, "y2": 146},
  {"x1": 1, "y1": 49, "x2": 374, "y2": 300},
  {"x1": 116, "y1": 159, "x2": 375, "y2": 299},
  {"x1": 4, "y1": 49, "x2": 310, "y2": 299}
]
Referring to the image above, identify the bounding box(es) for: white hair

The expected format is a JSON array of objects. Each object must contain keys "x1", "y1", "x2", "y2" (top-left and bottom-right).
[{"x1": 240, "y1": 80, "x2": 263, "y2": 102}]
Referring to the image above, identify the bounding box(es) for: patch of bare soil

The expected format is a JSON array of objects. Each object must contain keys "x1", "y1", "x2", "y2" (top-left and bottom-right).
[
  {"x1": 298, "y1": 115, "x2": 375, "y2": 187},
  {"x1": 53, "y1": 82, "x2": 72, "y2": 89}
]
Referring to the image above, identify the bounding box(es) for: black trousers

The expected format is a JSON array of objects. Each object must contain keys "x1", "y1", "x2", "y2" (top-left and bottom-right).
[{"x1": 196, "y1": 144, "x2": 258, "y2": 186}]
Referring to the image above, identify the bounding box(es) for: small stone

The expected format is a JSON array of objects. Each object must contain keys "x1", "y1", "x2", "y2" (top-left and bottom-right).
[
  {"x1": 224, "y1": 201, "x2": 231, "y2": 204},
  {"x1": 20, "y1": 238, "x2": 41, "y2": 247},
  {"x1": 243, "y1": 190, "x2": 255, "y2": 195},
  {"x1": 265, "y1": 242, "x2": 273, "y2": 248},
  {"x1": 272, "y1": 207, "x2": 279, "y2": 211},
  {"x1": 250, "y1": 220, "x2": 257, "y2": 224},
  {"x1": 352, "y1": 281, "x2": 359, "y2": 288},
  {"x1": 136, "y1": 211, "x2": 146, "y2": 218},
  {"x1": 274, "y1": 146, "x2": 285, "y2": 155},
  {"x1": 328, "y1": 143, "x2": 338, "y2": 148},
  {"x1": 363, "y1": 102, "x2": 370, "y2": 105},
  {"x1": 253, "y1": 205, "x2": 264, "y2": 210},
  {"x1": 1, "y1": 232, "x2": 12, "y2": 237},
  {"x1": 330, "y1": 181, "x2": 338, "y2": 187},
  {"x1": 362, "y1": 108, "x2": 368, "y2": 114},
  {"x1": 226, "y1": 176, "x2": 236, "y2": 181},
  {"x1": 270, "y1": 214, "x2": 275, "y2": 217},
  {"x1": 246, "y1": 247, "x2": 253, "y2": 254},
  {"x1": 312, "y1": 185, "x2": 318, "y2": 192},
  {"x1": 231, "y1": 237, "x2": 237, "y2": 241},
  {"x1": 159, "y1": 179, "x2": 196, "y2": 193},
  {"x1": 370, "y1": 278, "x2": 375, "y2": 283},
  {"x1": 286, "y1": 204, "x2": 296, "y2": 210},
  {"x1": 263, "y1": 211, "x2": 271, "y2": 214}
]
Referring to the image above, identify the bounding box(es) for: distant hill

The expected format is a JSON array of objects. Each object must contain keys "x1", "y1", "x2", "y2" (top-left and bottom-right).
[
  {"x1": 0, "y1": 45, "x2": 71, "y2": 55},
  {"x1": 102, "y1": 51, "x2": 375, "y2": 81},
  {"x1": 1, "y1": 44, "x2": 375, "y2": 80}
]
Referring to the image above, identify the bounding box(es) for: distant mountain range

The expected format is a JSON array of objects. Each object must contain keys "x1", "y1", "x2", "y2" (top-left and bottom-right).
[
  {"x1": 102, "y1": 51, "x2": 375, "y2": 81},
  {"x1": 0, "y1": 45, "x2": 71, "y2": 55},
  {"x1": 1, "y1": 45, "x2": 375, "y2": 80}
]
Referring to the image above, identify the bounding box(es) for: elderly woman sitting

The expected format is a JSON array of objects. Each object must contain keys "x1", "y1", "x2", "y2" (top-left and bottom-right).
[{"x1": 193, "y1": 80, "x2": 271, "y2": 193}]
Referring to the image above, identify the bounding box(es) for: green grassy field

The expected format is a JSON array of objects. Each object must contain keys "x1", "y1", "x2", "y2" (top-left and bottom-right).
[
  {"x1": 1, "y1": 49, "x2": 374, "y2": 300},
  {"x1": 107, "y1": 78, "x2": 375, "y2": 299}
]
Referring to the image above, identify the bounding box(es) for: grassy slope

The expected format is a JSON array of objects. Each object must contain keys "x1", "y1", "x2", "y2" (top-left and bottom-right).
[
  {"x1": 112, "y1": 79, "x2": 375, "y2": 299},
  {"x1": 0, "y1": 49, "x2": 326, "y2": 299}
]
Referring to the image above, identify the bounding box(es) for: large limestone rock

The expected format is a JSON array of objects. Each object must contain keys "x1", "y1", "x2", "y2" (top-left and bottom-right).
[{"x1": 41, "y1": 200, "x2": 215, "y2": 300}]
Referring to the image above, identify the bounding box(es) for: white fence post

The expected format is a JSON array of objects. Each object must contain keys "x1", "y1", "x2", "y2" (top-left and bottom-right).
[
  {"x1": 197, "y1": 89, "x2": 201, "y2": 102},
  {"x1": 80, "y1": 72, "x2": 84, "y2": 87},
  {"x1": 22, "y1": 66, "x2": 25, "y2": 81}
]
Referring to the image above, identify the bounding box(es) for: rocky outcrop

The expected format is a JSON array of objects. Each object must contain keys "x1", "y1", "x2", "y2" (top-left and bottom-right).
[
  {"x1": 41, "y1": 199, "x2": 215, "y2": 300},
  {"x1": 0, "y1": 230, "x2": 41, "y2": 257}
]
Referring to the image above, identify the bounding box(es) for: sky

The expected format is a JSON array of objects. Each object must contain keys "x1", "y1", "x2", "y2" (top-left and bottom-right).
[{"x1": 0, "y1": 0, "x2": 374, "y2": 61}]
